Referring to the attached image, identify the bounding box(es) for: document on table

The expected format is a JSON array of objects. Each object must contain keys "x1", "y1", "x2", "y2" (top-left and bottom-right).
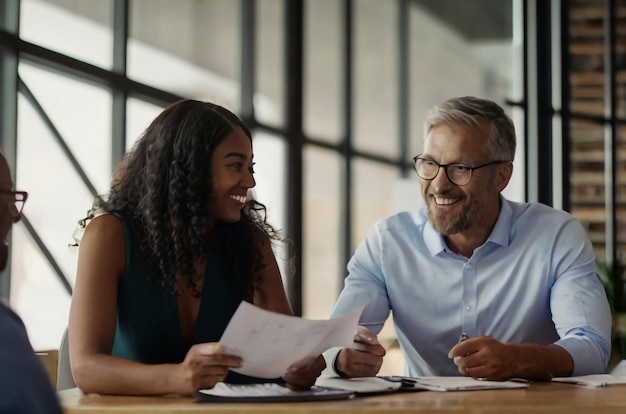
[
  {"x1": 316, "y1": 376, "x2": 405, "y2": 394},
  {"x1": 408, "y1": 376, "x2": 529, "y2": 391},
  {"x1": 194, "y1": 383, "x2": 355, "y2": 403},
  {"x1": 316, "y1": 376, "x2": 528, "y2": 393},
  {"x1": 219, "y1": 302, "x2": 364, "y2": 378},
  {"x1": 552, "y1": 374, "x2": 626, "y2": 387}
]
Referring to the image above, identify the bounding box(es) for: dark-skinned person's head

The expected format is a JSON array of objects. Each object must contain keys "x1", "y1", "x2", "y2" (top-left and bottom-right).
[
  {"x1": 79, "y1": 99, "x2": 277, "y2": 300},
  {"x1": 0, "y1": 151, "x2": 27, "y2": 271}
]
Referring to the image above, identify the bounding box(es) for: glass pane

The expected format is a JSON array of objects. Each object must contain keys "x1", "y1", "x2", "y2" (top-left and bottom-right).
[
  {"x1": 408, "y1": 1, "x2": 515, "y2": 158},
  {"x1": 128, "y1": 0, "x2": 240, "y2": 108},
  {"x1": 352, "y1": 158, "x2": 399, "y2": 248},
  {"x1": 303, "y1": 0, "x2": 342, "y2": 142},
  {"x1": 352, "y1": 158, "x2": 401, "y2": 372},
  {"x1": 252, "y1": 132, "x2": 287, "y2": 233},
  {"x1": 251, "y1": 132, "x2": 289, "y2": 288},
  {"x1": 19, "y1": 63, "x2": 113, "y2": 194},
  {"x1": 1, "y1": 0, "x2": 19, "y2": 32},
  {"x1": 13, "y1": 93, "x2": 97, "y2": 349},
  {"x1": 255, "y1": 0, "x2": 285, "y2": 128},
  {"x1": 303, "y1": 146, "x2": 341, "y2": 319},
  {"x1": 20, "y1": 0, "x2": 113, "y2": 69},
  {"x1": 126, "y1": 98, "x2": 164, "y2": 152},
  {"x1": 504, "y1": 104, "x2": 526, "y2": 202},
  {"x1": 10, "y1": 225, "x2": 71, "y2": 350},
  {"x1": 353, "y1": 0, "x2": 398, "y2": 157},
  {"x1": 569, "y1": 119, "x2": 605, "y2": 261}
]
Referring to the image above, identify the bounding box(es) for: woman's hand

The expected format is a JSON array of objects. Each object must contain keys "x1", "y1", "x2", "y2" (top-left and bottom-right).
[
  {"x1": 283, "y1": 355, "x2": 327, "y2": 390},
  {"x1": 177, "y1": 343, "x2": 243, "y2": 395}
]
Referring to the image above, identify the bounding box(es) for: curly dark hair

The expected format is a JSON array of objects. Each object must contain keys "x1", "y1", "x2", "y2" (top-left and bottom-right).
[{"x1": 77, "y1": 99, "x2": 278, "y2": 301}]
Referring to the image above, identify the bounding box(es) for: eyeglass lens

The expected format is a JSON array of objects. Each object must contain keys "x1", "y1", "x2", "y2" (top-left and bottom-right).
[
  {"x1": 15, "y1": 193, "x2": 26, "y2": 215},
  {"x1": 415, "y1": 159, "x2": 471, "y2": 186}
]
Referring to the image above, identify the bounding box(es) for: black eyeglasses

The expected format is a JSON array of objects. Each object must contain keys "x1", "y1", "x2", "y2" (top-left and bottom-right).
[
  {"x1": 0, "y1": 191, "x2": 28, "y2": 216},
  {"x1": 413, "y1": 155, "x2": 508, "y2": 186}
]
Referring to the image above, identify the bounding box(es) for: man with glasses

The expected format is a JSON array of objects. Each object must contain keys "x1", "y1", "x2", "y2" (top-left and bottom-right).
[
  {"x1": 324, "y1": 96, "x2": 612, "y2": 381},
  {"x1": 0, "y1": 151, "x2": 62, "y2": 413}
]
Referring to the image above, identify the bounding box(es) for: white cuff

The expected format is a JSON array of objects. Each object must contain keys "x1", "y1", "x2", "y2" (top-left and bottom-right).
[{"x1": 321, "y1": 346, "x2": 343, "y2": 378}]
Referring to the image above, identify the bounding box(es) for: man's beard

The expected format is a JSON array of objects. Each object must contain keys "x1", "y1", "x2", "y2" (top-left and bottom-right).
[{"x1": 425, "y1": 186, "x2": 490, "y2": 236}]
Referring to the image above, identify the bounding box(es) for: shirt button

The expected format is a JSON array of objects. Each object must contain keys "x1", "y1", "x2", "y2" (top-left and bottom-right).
[{"x1": 466, "y1": 305, "x2": 471, "y2": 311}]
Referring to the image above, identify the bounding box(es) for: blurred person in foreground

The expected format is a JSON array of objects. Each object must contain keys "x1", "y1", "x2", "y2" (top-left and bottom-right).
[
  {"x1": 0, "y1": 151, "x2": 62, "y2": 412},
  {"x1": 325, "y1": 96, "x2": 612, "y2": 381},
  {"x1": 69, "y1": 99, "x2": 325, "y2": 396}
]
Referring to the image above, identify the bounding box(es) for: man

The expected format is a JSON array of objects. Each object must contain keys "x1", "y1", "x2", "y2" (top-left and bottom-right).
[
  {"x1": 325, "y1": 96, "x2": 612, "y2": 381},
  {"x1": 0, "y1": 151, "x2": 62, "y2": 412}
]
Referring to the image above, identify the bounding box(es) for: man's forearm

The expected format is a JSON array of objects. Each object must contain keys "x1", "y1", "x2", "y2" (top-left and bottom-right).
[{"x1": 510, "y1": 343, "x2": 574, "y2": 380}]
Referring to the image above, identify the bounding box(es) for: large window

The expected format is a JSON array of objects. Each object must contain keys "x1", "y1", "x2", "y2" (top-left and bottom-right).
[{"x1": 1, "y1": 0, "x2": 524, "y2": 375}]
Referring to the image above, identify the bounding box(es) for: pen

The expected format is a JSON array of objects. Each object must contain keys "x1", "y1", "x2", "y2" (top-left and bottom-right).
[{"x1": 458, "y1": 333, "x2": 469, "y2": 343}]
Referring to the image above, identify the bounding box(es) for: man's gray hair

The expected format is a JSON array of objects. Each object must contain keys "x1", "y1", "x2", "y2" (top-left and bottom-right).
[{"x1": 423, "y1": 96, "x2": 516, "y2": 161}]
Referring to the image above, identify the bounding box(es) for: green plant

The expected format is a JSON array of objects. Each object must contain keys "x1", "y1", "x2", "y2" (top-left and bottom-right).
[
  {"x1": 598, "y1": 259, "x2": 626, "y2": 314},
  {"x1": 598, "y1": 259, "x2": 626, "y2": 363}
]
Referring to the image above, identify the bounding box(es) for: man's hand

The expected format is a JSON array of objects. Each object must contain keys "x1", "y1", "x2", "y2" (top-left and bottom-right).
[
  {"x1": 448, "y1": 336, "x2": 570, "y2": 381},
  {"x1": 448, "y1": 336, "x2": 516, "y2": 380},
  {"x1": 335, "y1": 326, "x2": 386, "y2": 377},
  {"x1": 283, "y1": 355, "x2": 326, "y2": 390}
]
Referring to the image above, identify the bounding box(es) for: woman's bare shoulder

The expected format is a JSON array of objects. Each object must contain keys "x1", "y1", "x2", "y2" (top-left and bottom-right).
[
  {"x1": 82, "y1": 213, "x2": 126, "y2": 245},
  {"x1": 76, "y1": 213, "x2": 128, "y2": 279}
]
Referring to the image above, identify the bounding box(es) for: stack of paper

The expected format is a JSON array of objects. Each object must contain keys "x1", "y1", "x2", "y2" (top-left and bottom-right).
[
  {"x1": 410, "y1": 376, "x2": 528, "y2": 391},
  {"x1": 316, "y1": 377, "x2": 403, "y2": 394},
  {"x1": 552, "y1": 374, "x2": 626, "y2": 387},
  {"x1": 316, "y1": 376, "x2": 528, "y2": 393},
  {"x1": 195, "y1": 383, "x2": 355, "y2": 402}
]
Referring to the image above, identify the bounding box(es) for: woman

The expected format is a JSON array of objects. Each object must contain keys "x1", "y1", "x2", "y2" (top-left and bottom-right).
[{"x1": 69, "y1": 99, "x2": 325, "y2": 396}]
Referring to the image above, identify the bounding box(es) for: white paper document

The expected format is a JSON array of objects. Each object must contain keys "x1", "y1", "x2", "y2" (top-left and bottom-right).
[
  {"x1": 316, "y1": 376, "x2": 528, "y2": 393},
  {"x1": 316, "y1": 376, "x2": 404, "y2": 394},
  {"x1": 409, "y1": 376, "x2": 528, "y2": 391},
  {"x1": 220, "y1": 302, "x2": 364, "y2": 378},
  {"x1": 195, "y1": 383, "x2": 355, "y2": 402},
  {"x1": 552, "y1": 374, "x2": 626, "y2": 387}
]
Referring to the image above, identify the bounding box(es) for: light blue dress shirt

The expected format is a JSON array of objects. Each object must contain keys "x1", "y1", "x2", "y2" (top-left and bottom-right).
[{"x1": 328, "y1": 196, "x2": 612, "y2": 377}]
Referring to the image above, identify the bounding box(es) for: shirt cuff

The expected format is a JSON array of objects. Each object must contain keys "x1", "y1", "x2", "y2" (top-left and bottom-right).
[
  {"x1": 322, "y1": 346, "x2": 345, "y2": 378},
  {"x1": 554, "y1": 334, "x2": 610, "y2": 376}
]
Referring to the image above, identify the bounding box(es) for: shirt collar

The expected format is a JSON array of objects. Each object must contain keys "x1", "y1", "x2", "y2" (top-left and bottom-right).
[{"x1": 423, "y1": 195, "x2": 512, "y2": 257}]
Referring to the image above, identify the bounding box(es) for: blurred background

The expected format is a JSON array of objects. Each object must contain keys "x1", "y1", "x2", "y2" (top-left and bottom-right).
[{"x1": 0, "y1": 0, "x2": 624, "y2": 373}]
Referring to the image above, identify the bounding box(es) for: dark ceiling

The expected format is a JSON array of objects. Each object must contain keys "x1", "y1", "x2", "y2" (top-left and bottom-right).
[{"x1": 410, "y1": 0, "x2": 513, "y2": 40}]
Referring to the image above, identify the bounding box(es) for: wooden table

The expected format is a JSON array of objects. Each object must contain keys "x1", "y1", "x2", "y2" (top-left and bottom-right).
[{"x1": 58, "y1": 382, "x2": 626, "y2": 413}]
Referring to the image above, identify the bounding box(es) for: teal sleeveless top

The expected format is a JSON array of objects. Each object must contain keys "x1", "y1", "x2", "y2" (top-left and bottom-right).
[{"x1": 110, "y1": 212, "x2": 278, "y2": 384}]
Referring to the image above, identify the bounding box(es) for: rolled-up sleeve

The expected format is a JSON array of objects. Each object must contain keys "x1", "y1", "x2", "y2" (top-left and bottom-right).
[
  {"x1": 323, "y1": 223, "x2": 393, "y2": 376},
  {"x1": 551, "y1": 219, "x2": 612, "y2": 375}
]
